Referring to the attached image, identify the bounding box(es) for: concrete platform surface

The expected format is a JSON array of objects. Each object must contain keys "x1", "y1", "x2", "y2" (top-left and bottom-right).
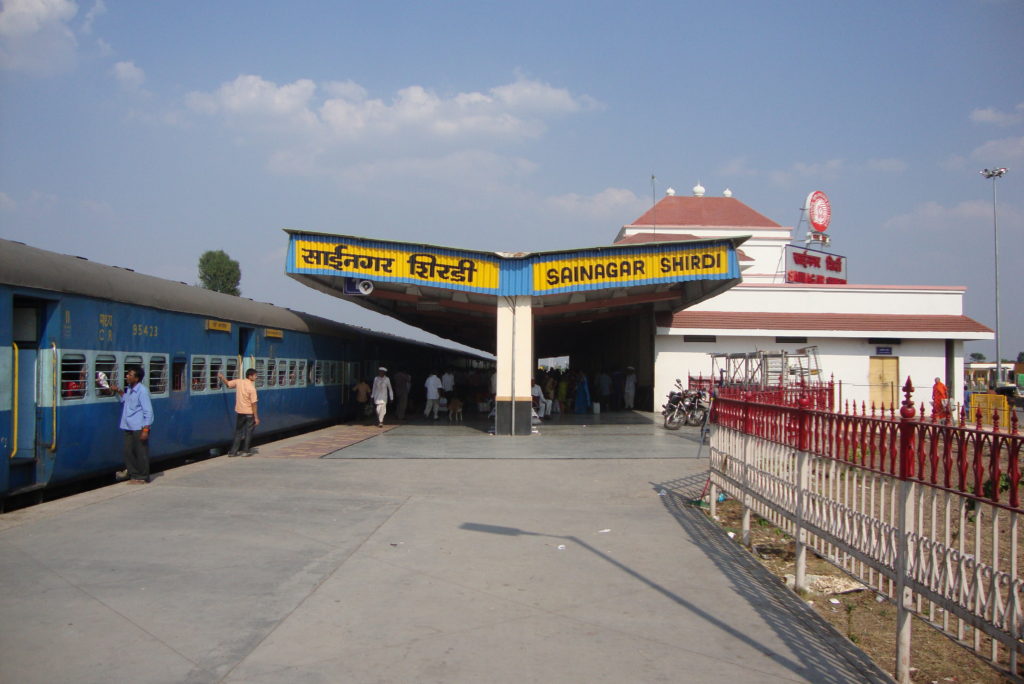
[{"x1": 0, "y1": 416, "x2": 891, "y2": 683}]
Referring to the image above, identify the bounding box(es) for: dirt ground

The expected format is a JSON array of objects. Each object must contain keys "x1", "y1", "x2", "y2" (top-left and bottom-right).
[{"x1": 709, "y1": 498, "x2": 1014, "y2": 683}]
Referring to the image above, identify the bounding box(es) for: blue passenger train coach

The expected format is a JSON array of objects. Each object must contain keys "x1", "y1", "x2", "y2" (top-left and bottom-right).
[{"x1": 0, "y1": 239, "x2": 487, "y2": 506}]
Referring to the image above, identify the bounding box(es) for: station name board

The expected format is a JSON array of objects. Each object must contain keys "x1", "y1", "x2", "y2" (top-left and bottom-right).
[
  {"x1": 784, "y1": 245, "x2": 847, "y2": 285},
  {"x1": 292, "y1": 239, "x2": 500, "y2": 292},
  {"x1": 533, "y1": 245, "x2": 731, "y2": 293}
]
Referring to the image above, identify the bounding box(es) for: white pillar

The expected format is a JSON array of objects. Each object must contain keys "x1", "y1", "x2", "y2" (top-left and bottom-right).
[{"x1": 495, "y1": 295, "x2": 534, "y2": 435}]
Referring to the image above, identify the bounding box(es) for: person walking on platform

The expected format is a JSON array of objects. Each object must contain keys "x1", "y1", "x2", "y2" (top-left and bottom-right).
[
  {"x1": 424, "y1": 370, "x2": 443, "y2": 420},
  {"x1": 623, "y1": 366, "x2": 637, "y2": 410},
  {"x1": 372, "y1": 367, "x2": 394, "y2": 427},
  {"x1": 218, "y1": 368, "x2": 260, "y2": 456},
  {"x1": 112, "y1": 365, "x2": 153, "y2": 483},
  {"x1": 394, "y1": 369, "x2": 411, "y2": 420}
]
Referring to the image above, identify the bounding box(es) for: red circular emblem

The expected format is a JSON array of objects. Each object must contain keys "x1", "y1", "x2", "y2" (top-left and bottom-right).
[{"x1": 806, "y1": 191, "x2": 831, "y2": 232}]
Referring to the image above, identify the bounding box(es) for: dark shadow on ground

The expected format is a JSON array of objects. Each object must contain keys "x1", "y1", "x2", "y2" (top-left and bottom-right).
[{"x1": 651, "y1": 472, "x2": 893, "y2": 683}]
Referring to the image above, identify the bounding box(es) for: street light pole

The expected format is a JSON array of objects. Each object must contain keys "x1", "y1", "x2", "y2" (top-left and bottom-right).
[{"x1": 980, "y1": 167, "x2": 1008, "y2": 387}]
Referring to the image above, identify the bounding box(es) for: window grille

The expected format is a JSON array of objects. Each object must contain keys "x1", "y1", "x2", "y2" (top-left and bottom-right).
[
  {"x1": 149, "y1": 356, "x2": 168, "y2": 395},
  {"x1": 95, "y1": 355, "x2": 119, "y2": 397},
  {"x1": 225, "y1": 358, "x2": 238, "y2": 382},
  {"x1": 191, "y1": 357, "x2": 207, "y2": 392},
  {"x1": 61, "y1": 353, "x2": 87, "y2": 400}
]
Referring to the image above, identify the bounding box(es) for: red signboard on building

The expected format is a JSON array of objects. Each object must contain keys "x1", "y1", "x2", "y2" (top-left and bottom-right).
[{"x1": 785, "y1": 244, "x2": 847, "y2": 284}]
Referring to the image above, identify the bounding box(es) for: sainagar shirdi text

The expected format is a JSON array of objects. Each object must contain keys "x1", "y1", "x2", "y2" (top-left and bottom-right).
[{"x1": 544, "y1": 252, "x2": 723, "y2": 286}]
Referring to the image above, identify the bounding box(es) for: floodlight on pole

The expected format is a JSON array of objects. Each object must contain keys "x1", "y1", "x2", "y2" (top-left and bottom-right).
[{"x1": 980, "y1": 167, "x2": 1008, "y2": 387}]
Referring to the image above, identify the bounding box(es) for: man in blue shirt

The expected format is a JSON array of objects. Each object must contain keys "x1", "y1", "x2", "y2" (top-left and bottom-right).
[{"x1": 113, "y1": 365, "x2": 154, "y2": 484}]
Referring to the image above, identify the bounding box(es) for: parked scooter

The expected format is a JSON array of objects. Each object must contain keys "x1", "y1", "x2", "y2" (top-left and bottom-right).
[{"x1": 662, "y1": 379, "x2": 709, "y2": 430}]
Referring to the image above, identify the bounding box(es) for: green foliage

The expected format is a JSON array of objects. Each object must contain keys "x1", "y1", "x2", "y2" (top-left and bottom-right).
[
  {"x1": 1017, "y1": 351, "x2": 1024, "y2": 364},
  {"x1": 198, "y1": 250, "x2": 241, "y2": 296},
  {"x1": 969, "y1": 352, "x2": 986, "y2": 362}
]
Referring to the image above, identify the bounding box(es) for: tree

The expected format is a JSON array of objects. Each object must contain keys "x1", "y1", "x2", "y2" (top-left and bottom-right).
[
  {"x1": 969, "y1": 352, "x2": 986, "y2": 363},
  {"x1": 198, "y1": 250, "x2": 241, "y2": 296},
  {"x1": 1017, "y1": 351, "x2": 1024, "y2": 364}
]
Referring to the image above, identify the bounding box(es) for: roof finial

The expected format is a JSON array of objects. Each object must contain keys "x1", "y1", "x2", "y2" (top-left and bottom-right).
[
  {"x1": 723, "y1": 188, "x2": 733, "y2": 198},
  {"x1": 692, "y1": 181, "x2": 705, "y2": 198},
  {"x1": 666, "y1": 187, "x2": 676, "y2": 196}
]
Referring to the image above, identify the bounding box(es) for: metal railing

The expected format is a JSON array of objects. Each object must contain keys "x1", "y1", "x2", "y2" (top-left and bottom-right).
[{"x1": 708, "y1": 378, "x2": 1023, "y2": 683}]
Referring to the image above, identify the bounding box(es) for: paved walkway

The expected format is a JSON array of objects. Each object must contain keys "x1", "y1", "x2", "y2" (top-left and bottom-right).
[{"x1": 0, "y1": 414, "x2": 892, "y2": 683}]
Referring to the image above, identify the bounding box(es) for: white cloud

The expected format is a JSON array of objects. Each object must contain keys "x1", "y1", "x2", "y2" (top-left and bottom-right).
[
  {"x1": 546, "y1": 187, "x2": 647, "y2": 221},
  {"x1": 186, "y1": 75, "x2": 597, "y2": 188},
  {"x1": 81, "y1": 0, "x2": 104, "y2": 34},
  {"x1": 112, "y1": 59, "x2": 144, "y2": 89},
  {"x1": 970, "y1": 103, "x2": 1024, "y2": 126},
  {"x1": 0, "y1": 0, "x2": 78, "y2": 74},
  {"x1": 971, "y1": 136, "x2": 1024, "y2": 161},
  {"x1": 883, "y1": 199, "x2": 1021, "y2": 236}
]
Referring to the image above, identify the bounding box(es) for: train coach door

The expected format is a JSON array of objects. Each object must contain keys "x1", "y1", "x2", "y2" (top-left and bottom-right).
[
  {"x1": 10, "y1": 301, "x2": 40, "y2": 463},
  {"x1": 239, "y1": 327, "x2": 254, "y2": 369}
]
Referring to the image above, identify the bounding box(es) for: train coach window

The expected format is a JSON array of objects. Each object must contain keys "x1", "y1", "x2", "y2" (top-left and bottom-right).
[
  {"x1": 191, "y1": 357, "x2": 207, "y2": 392},
  {"x1": 266, "y1": 359, "x2": 277, "y2": 387},
  {"x1": 225, "y1": 358, "x2": 238, "y2": 382},
  {"x1": 314, "y1": 360, "x2": 324, "y2": 385},
  {"x1": 254, "y1": 359, "x2": 266, "y2": 388},
  {"x1": 287, "y1": 360, "x2": 297, "y2": 386},
  {"x1": 95, "y1": 355, "x2": 118, "y2": 398},
  {"x1": 300, "y1": 360, "x2": 310, "y2": 386},
  {"x1": 61, "y1": 354, "x2": 87, "y2": 400},
  {"x1": 209, "y1": 358, "x2": 223, "y2": 390},
  {"x1": 279, "y1": 360, "x2": 288, "y2": 387},
  {"x1": 149, "y1": 356, "x2": 168, "y2": 395},
  {"x1": 172, "y1": 357, "x2": 187, "y2": 391},
  {"x1": 124, "y1": 355, "x2": 143, "y2": 388}
]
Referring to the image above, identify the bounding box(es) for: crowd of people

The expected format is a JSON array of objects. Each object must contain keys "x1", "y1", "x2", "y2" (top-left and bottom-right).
[{"x1": 351, "y1": 365, "x2": 641, "y2": 424}]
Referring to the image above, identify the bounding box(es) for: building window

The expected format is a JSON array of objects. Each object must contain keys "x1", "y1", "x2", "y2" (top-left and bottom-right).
[
  {"x1": 868, "y1": 338, "x2": 902, "y2": 345},
  {"x1": 775, "y1": 337, "x2": 808, "y2": 344},
  {"x1": 683, "y1": 335, "x2": 717, "y2": 343}
]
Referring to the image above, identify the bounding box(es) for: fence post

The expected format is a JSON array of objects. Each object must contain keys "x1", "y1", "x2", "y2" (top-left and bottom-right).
[
  {"x1": 794, "y1": 396, "x2": 810, "y2": 593},
  {"x1": 741, "y1": 392, "x2": 752, "y2": 546},
  {"x1": 895, "y1": 377, "x2": 917, "y2": 684}
]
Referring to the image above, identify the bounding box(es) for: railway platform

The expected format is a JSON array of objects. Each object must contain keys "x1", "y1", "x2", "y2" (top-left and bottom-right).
[{"x1": 0, "y1": 414, "x2": 891, "y2": 683}]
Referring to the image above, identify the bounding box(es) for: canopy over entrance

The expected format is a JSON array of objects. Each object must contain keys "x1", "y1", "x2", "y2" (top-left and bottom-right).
[
  {"x1": 285, "y1": 230, "x2": 746, "y2": 355},
  {"x1": 285, "y1": 230, "x2": 745, "y2": 434}
]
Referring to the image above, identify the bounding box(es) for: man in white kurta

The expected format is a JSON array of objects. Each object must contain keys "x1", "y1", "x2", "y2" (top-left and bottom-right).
[{"x1": 372, "y1": 367, "x2": 394, "y2": 427}]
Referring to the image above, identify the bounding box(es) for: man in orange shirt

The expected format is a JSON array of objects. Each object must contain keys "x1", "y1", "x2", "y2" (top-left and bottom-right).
[
  {"x1": 219, "y1": 368, "x2": 260, "y2": 456},
  {"x1": 932, "y1": 377, "x2": 949, "y2": 421}
]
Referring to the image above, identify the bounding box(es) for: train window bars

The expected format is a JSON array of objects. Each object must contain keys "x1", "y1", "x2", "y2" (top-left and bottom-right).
[
  {"x1": 254, "y1": 359, "x2": 266, "y2": 388},
  {"x1": 266, "y1": 359, "x2": 277, "y2": 387},
  {"x1": 61, "y1": 354, "x2": 87, "y2": 400},
  {"x1": 288, "y1": 360, "x2": 298, "y2": 386},
  {"x1": 314, "y1": 360, "x2": 324, "y2": 385},
  {"x1": 209, "y1": 357, "x2": 223, "y2": 390},
  {"x1": 95, "y1": 355, "x2": 118, "y2": 398},
  {"x1": 278, "y1": 360, "x2": 288, "y2": 387},
  {"x1": 191, "y1": 357, "x2": 207, "y2": 392},
  {"x1": 149, "y1": 356, "x2": 168, "y2": 395},
  {"x1": 172, "y1": 357, "x2": 186, "y2": 392},
  {"x1": 225, "y1": 358, "x2": 238, "y2": 382}
]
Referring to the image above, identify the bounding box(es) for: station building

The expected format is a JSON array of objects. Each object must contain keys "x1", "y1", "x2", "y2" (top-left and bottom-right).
[
  {"x1": 286, "y1": 185, "x2": 992, "y2": 433},
  {"x1": 619, "y1": 186, "x2": 992, "y2": 411}
]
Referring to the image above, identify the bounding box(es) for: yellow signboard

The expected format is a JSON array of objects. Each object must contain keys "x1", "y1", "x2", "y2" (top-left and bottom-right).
[
  {"x1": 264, "y1": 328, "x2": 284, "y2": 339},
  {"x1": 533, "y1": 244, "x2": 731, "y2": 292},
  {"x1": 205, "y1": 319, "x2": 232, "y2": 333},
  {"x1": 293, "y1": 239, "x2": 500, "y2": 291}
]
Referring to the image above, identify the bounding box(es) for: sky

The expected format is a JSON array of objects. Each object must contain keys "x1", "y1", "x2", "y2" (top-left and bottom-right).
[{"x1": 1, "y1": 0, "x2": 1022, "y2": 361}]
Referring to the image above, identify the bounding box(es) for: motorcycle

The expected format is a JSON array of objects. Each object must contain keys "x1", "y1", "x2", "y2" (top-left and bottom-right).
[{"x1": 662, "y1": 379, "x2": 709, "y2": 430}]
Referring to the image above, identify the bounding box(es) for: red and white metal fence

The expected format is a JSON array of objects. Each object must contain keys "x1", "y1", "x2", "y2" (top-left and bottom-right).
[{"x1": 708, "y1": 378, "x2": 1023, "y2": 683}]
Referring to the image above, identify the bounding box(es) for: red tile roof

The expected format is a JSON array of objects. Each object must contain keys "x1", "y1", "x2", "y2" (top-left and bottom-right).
[
  {"x1": 657, "y1": 311, "x2": 993, "y2": 333},
  {"x1": 614, "y1": 232, "x2": 755, "y2": 262},
  {"x1": 628, "y1": 196, "x2": 781, "y2": 228}
]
